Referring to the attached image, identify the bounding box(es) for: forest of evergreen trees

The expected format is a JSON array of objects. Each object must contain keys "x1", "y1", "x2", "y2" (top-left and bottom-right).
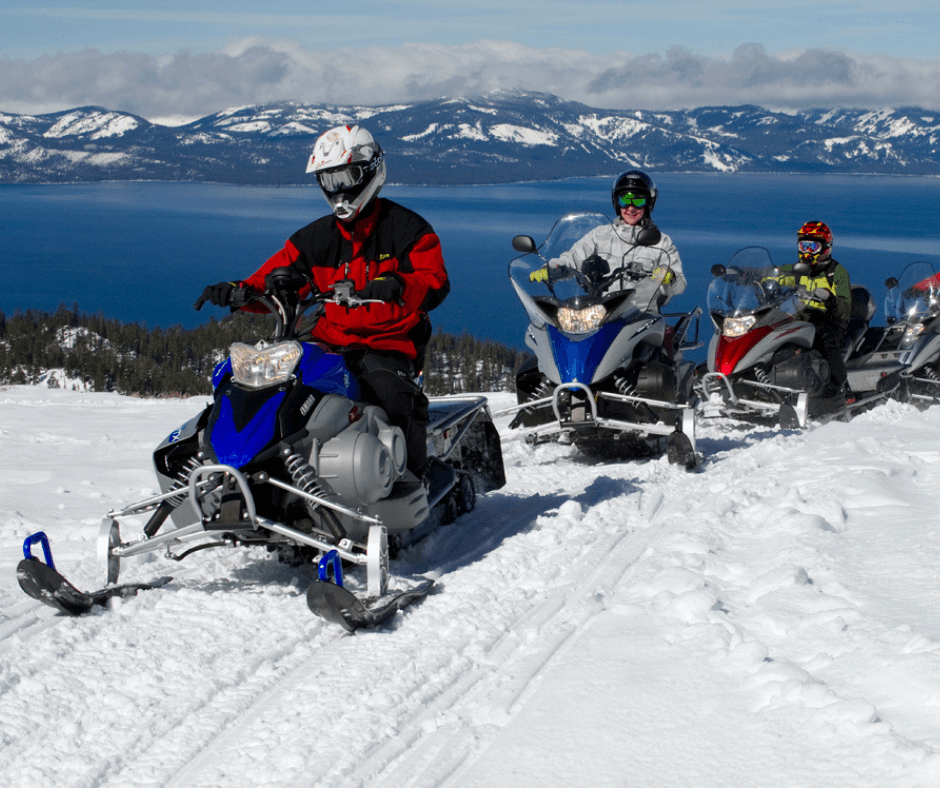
[{"x1": 0, "y1": 304, "x2": 529, "y2": 398}]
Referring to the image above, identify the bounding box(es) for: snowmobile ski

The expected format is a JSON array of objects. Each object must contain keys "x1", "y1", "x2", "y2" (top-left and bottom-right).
[
  {"x1": 17, "y1": 558, "x2": 172, "y2": 615},
  {"x1": 306, "y1": 578, "x2": 435, "y2": 632}
]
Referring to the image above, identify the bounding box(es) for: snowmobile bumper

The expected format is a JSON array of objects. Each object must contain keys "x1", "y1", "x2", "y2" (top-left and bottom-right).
[
  {"x1": 101, "y1": 462, "x2": 391, "y2": 595},
  {"x1": 497, "y1": 381, "x2": 697, "y2": 455},
  {"x1": 698, "y1": 371, "x2": 810, "y2": 428}
]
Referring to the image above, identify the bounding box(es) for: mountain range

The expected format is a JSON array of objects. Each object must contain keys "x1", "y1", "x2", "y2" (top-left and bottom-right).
[{"x1": 2, "y1": 91, "x2": 939, "y2": 185}]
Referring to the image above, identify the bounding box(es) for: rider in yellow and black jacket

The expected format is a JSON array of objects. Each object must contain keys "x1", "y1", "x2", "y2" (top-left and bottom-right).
[{"x1": 777, "y1": 221, "x2": 852, "y2": 398}]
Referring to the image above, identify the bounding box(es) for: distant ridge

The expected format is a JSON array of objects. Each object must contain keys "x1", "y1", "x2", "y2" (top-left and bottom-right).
[{"x1": 2, "y1": 91, "x2": 939, "y2": 184}]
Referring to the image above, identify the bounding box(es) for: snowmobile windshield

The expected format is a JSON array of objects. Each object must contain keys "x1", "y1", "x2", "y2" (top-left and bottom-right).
[
  {"x1": 508, "y1": 212, "x2": 668, "y2": 330},
  {"x1": 885, "y1": 261, "x2": 940, "y2": 323},
  {"x1": 707, "y1": 248, "x2": 801, "y2": 318}
]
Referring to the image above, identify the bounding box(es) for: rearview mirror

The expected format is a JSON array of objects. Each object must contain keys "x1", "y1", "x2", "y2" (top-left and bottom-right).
[
  {"x1": 636, "y1": 226, "x2": 662, "y2": 246},
  {"x1": 711, "y1": 264, "x2": 726, "y2": 277},
  {"x1": 512, "y1": 235, "x2": 537, "y2": 254}
]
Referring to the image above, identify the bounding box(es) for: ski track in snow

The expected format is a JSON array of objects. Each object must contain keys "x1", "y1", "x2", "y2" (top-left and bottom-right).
[{"x1": 1, "y1": 387, "x2": 940, "y2": 786}]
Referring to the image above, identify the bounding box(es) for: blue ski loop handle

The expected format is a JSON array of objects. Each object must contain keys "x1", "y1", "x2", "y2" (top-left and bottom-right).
[
  {"x1": 317, "y1": 550, "x2": 344, "y2": 587},
  {"x1": 23, "y1": 532, "x2": 56, "y2": 570}
]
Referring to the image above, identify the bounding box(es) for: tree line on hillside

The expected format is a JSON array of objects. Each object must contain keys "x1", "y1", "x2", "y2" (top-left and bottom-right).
[{"x1": 0, "y1": 304, "x2": 528, "y2": 397}]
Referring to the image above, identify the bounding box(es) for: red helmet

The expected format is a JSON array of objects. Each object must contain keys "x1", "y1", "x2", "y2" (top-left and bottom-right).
[{"x1": 797, "y1": 220, "x2": 833, "y2": 265}]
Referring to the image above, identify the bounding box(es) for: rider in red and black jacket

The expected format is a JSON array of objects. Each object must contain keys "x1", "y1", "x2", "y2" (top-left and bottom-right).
[
  {"x1": 244, "y1": 195, "x2": 449, "y2": 359},
  {"x1": 196, "y1": 125, "x2": 450, "y2": 478}
]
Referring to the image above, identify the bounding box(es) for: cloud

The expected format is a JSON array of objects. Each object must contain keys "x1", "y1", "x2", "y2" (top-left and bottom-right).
[{"x1": 2, "y1": 40, "x2": 939, "y2": 120}]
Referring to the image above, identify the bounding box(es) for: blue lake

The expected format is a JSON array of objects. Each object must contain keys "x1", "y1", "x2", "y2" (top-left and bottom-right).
[{"x1": 3, "y1": 175, "x2": 940, "y2": 349}]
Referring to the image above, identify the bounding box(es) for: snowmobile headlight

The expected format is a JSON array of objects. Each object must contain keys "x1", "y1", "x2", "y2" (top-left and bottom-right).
[
  {"x1": 900, "y1": 322, "x2": 926, "y2": 349},
  {"x1": 230, "y1": 340, "x2": 302, "y2": 388},
  {"x1": 557, "y1": 304, "x2": 607, "y2": 334},
  {"x1": 722, "y1": 315, "x2": 757, "y2": 338}
]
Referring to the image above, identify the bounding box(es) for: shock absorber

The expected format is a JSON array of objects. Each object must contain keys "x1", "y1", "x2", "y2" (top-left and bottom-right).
[
  {"x1": 510, "y1": 376, "x2": 555, "y2": 428},
  {"x1": 282, "y1": 449, "x2": 346, "y2": 542},
  {"x1": 753, "y1": 365, "x2": 785, "y2": 403},
  {"x1": 613, "y1": 371, "x2": 638, "y2": 397},
  {"x1": 144, "y1": 454, "x2": 204, "y2": 537}
]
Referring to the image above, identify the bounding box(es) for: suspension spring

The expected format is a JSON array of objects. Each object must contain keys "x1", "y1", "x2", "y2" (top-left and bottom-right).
[
  {"x1": 924, "y1": 366, "x2": 940, "y2": 381},
  {"x1": 613, "y1": 373, "x2": 638, "y2": 397},
  {"x1": 283, "y1": 451, "x2": 328, "y2": 505},
  {"x1": 754, "y1": 366, "x2": 771, "y2": 385},
  {"x1": 282, "y1": 450, "x2": 346, "y2": 542},
  {"x1": 167, "y1": 455, "x2": 205, "y2": 506},
  {"x1": 144, "y1": 454, "x2": 204, "y2": 537},
  {"x1": 525, "y1": 378, "x2": 554, "y2": 404}
]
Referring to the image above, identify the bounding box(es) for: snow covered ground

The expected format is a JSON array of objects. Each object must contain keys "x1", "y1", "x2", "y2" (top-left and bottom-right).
[{"x1": 2, "y1": 385, "x2": 940, "y2": 787}]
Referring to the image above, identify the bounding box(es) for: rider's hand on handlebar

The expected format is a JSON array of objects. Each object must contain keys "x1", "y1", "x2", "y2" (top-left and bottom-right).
[
  {"x1": 194, "y1": 280, "x2": 251, "y2": 311},
  {"x1": 651, "y1": 266, "x2": 674, "y2": 286},
  {"x1": 812, "y1": 287, "x2": 832, "y2": 302},
  {"x1": 358, "y1": 275, "x2": 403, "y2": 302},
  {"x1": 529, "y1": 266, "x2": 550, "y2": 283}
]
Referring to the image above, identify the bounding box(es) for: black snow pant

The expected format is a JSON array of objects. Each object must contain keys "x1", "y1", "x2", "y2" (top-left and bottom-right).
[
  {"x1": 812, "y1": 321, "x2": 848, "y2": 394},
  {"x1": 343, "y1": 350, "x2": 429, "y2": 477}
]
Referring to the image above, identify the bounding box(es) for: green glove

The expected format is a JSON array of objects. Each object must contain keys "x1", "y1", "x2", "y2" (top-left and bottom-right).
[
  {"x1": 529, "y1": 266, "x2": 551, "y2": 283},
  {"x1": 651, "y1": 266, "x2": 674, "y2": 285}
]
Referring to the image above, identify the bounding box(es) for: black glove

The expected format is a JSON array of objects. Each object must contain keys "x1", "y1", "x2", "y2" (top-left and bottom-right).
[
  {"x1": 582, "y1": 254, "x2": 610, "y2": 282},
  {"x1": 194, "y1": 280, "x2": 250, "y2": 311},
  {"x1": 358, "y1": 275, "x2": 403, "y2": 302}
]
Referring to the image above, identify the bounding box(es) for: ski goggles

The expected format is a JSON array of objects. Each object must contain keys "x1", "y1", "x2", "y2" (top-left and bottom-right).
[
  {"x1": 316, "y1": 164, "x2": 367, "y2": 194},
  {"x1": 798, "y1": 239, "x2": 824, "y2": 254},
  {"x1": 616, "y1": 192, "x2": 648, "y2": 208},
  {"x1": 316, "y1": 153, "x2": 383, "y2": 194}
]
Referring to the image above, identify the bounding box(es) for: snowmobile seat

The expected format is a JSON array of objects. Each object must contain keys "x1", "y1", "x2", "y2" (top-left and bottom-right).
[{"x1": 844, "y1": 285, "x2": 875, "y2": 353}]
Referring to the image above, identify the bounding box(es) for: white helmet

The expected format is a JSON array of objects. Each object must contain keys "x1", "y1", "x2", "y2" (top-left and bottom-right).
[{"x1": 306, "y1": 124, "x2": 386, "y2": 221}]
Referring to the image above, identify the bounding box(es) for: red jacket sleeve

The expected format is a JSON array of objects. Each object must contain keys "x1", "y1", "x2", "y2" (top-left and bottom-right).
[{"x1": 395, "y1": 231, "x2": 449, "y2": 313}]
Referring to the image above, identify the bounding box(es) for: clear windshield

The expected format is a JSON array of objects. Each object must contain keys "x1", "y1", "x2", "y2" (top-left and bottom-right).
[
  {"x1": 706, "y1": 247, "x2": 803, "y2": 318},
  {"x1": 508, "y1": 212, "x2": 668, "y2": 329},
  {"x1": 885, "y1": 261, "x2": 940, "y2": 322}
]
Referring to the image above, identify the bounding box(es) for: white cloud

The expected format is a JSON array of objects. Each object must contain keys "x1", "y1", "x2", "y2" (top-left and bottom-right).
[{"x1": 1, "y1": 40, "x2": 940, "y2": 120}]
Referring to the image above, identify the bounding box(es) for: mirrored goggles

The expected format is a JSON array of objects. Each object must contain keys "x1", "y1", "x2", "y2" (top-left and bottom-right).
[
  {"x1": 317, "y1": 164, "x2": 366, "y2": 194},
  {"x1": 798, "y1": 239, "x2": 823, "y2": 254},
  {"x1": 617, "y1": 192, "x2": 648, "y2": 208}
]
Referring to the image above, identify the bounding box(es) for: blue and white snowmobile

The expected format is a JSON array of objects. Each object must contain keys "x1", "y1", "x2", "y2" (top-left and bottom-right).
[
  {"x1": 498, "y1": 212, "x2": 702, "y2": 468},
  {"x1": 18, "y1": 274, "x2": 505, "y2": 630}
]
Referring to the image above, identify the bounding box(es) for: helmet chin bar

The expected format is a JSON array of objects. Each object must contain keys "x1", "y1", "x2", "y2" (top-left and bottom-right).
[{"x1": 331, "y1": 197, "x2": 357, "y2": 221}]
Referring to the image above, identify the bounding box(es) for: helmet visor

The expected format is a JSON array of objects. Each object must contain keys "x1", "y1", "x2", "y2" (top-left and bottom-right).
[
  {"x1": 798, "y1": 239, "x2": 823, "y2": 254},
  {"x1": 317, "y1": 164, "x2": 366, "y2": 195}
]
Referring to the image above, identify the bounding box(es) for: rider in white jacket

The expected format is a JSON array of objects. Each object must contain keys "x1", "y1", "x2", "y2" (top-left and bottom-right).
[{"x1": 534, "y1": 170, "x2": 686, "y2": 310}]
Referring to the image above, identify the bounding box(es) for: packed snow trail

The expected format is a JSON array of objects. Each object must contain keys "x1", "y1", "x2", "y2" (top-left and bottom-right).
[{"x1": 1, "y1": 388, "x2": 940, "y2": 787}]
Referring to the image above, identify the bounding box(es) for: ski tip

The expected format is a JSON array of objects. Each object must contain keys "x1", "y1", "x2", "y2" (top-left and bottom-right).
[
  {"x1": 306, "y1": 581, "x2": 363, "y2": 633},
  {"x1": 306, "y1": 578, "x2": 436, "y2": 632}
]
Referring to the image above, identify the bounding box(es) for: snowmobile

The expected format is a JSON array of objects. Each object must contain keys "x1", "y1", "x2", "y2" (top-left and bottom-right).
[
  {"x1": 18, "y1": 273, "x2": 506, "y2": 631},
  {"x1": 497, "y1": 212, "x2": 702, "y2": 468},
  {"x1": 697, "y1": 247, "x2": 902, "y2": 428},
  {"x1": 883, "y1": 261, "x2": 940, "y2": 405}
]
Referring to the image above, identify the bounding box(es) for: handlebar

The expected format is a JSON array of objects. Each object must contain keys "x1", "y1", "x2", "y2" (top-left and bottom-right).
[{"x1": 194, "y1": 272, "x2": 387, "y2": 341}]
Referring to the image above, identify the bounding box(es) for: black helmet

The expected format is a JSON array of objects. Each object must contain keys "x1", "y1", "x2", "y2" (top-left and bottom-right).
[{"x1": 611, "y1": 170, "x2": 658, "y2": 216}]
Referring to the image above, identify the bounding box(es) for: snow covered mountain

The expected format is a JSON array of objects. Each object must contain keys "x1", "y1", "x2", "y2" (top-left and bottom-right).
[{"x1": 2, "y1": 92, "x2": 940, "y2": 184}]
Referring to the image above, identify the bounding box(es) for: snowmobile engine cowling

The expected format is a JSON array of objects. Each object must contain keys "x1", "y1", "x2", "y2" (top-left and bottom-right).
[{"x1": 317, "y1": 430, "x2": 397, "y2": 505}]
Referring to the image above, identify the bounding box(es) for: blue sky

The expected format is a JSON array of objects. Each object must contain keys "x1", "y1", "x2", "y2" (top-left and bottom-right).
[{"x1": 0, "y1": 1, "x2": 938, "y2": 121}]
